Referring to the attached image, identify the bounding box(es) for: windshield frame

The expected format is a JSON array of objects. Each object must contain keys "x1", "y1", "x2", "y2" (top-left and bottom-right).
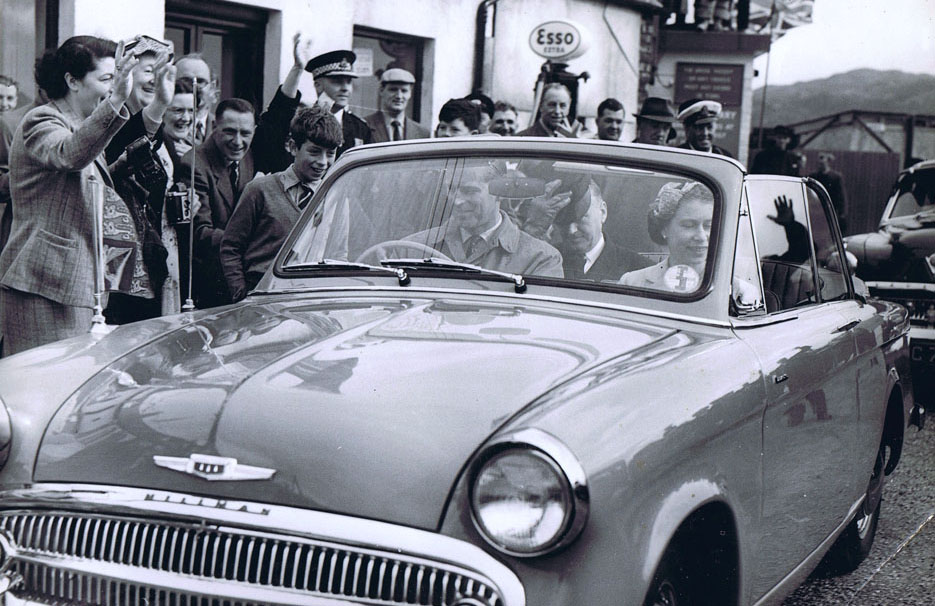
[{"x1": 272, "y1": 141, "x2": 732, "y2": 304}]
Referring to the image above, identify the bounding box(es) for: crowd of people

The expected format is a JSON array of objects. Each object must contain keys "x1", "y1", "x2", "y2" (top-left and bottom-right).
[{"x1": 0, "y1": 31, "x2": 790, "y2": 356}]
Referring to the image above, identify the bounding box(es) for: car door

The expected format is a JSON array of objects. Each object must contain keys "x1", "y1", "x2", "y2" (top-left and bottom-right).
[
  {"x1": 731, "y1": 177, "x2": 860, "y2": 600},
  {"x1": 805, "y1": 179, "x2": 889, "y2": 479}
]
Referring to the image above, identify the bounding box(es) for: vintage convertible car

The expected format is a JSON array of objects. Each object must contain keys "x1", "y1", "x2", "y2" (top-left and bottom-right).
[
  {"x1": 0, "y1": 139, "x2": 920, "y2": 606},
  {"x1": 845, "y1": 159, "x2": 935, "y2": 418}
]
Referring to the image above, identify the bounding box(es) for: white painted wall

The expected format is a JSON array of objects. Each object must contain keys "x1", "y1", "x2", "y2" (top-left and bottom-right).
[
  {"x1": 60, "y1": 0, "x2": 165, "y2": 41},
  {"x1": 656, "y1": 52, "x2": 757, "y2": 165},
  {"x1": 491, "y1": 0, "x2": 643, "y2": 138},
  {"x1": 39, "y1": 0, "x2": 643, "y2": 133}
]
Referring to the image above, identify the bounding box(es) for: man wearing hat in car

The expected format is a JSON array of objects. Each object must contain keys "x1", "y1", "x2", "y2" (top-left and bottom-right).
[
  {"x1": 633, "y1": 97, "x2": 677, "y2": 147},
  {"x1": 554, "y1": 180, "x2": 651, "y2": 282},
  {"x1": 306, "y1": 50, "x2": 373, "y2": 157},
  {"x1": 676, "y1": 98, "x2": 733, "y2": 157},
  {"x1": 364, "y1": 68, "x2": 429, "y2": 142}
]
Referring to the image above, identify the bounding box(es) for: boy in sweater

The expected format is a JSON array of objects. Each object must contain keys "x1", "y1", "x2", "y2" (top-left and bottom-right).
[{"x1": 220, "y1": 105, "x2": 342, "y2": 301}]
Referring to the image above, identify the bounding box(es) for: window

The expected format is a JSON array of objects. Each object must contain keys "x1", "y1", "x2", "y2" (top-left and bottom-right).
[
  {"x1": 165, "y1": 0, "x2": 267, "y2": 107},
  {"x1": 731, "y1": 197, "x2": 765, "y2": 314},
  {"x1": 805, "y1": 185, "x2": 850, "y2": 302},
  {"x1": 351, "y1": 27, "x2": 425, "y2": 121},
  {"x1": 280, "y1": 155, "x2": 719, "y2": 297},
  {"x1": 746, "y1": 180, "x2": 817, "y2": 312}
]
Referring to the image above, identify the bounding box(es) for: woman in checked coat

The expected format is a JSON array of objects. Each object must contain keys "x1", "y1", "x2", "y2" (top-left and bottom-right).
[{"x1": 0, "y1": 36, "x2": 136, "y2": 355}]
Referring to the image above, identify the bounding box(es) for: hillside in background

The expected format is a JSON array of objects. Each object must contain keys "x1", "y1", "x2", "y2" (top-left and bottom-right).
[{"x1": 752, "y1": 69, "x2": 935, "y2": 127}]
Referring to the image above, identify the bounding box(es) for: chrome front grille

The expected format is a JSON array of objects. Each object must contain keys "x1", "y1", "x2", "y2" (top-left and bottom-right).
[
  {"x1": 0, "y1": 511, "x2": 506, "y2": 606},
  {"x1": 868, "y1": 285, "x2": 935, "y2": 326}
]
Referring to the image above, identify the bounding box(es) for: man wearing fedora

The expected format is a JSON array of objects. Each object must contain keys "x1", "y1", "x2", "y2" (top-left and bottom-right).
[
  {"x1": 306, "y1": 50, "x2": 372, "y2": 157},
  {"x1": 364, "y1": 68, "x2": 429, "y2": 143},
  {"x1": 676, "y1": 98, "x2": 733, "y2": 157},
  {"x1": 633, "y1": 97, "x2": 677, "y2": 146},
  {"x1": 750, "y1": 125, "x2": 798, "y2": 175}
]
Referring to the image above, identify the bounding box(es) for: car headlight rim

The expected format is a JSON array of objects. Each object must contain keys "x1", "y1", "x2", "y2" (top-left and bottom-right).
[{"x1": 469, "y1": 428, "x2": 589, "y2": 558}]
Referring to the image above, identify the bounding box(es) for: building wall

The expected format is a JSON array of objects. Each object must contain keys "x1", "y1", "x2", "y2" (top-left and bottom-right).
[
  {"x1": 491, "y1": 0, "x2": 643, "y2": 138},
  {"x1": 1, "y1": 0, "x2": 644, "y2": 135},
  {"x1": 656, "y1": 52, "x2": 757, "y2": 165}
]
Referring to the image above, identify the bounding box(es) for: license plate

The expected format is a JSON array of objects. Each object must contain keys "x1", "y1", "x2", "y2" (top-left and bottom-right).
[{"x1": 911, "y1": 342, "x2": 935, "y2": 364}]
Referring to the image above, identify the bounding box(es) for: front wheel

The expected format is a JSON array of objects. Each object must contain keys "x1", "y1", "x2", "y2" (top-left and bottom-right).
[
  {"x1": 644, "y1": 549, "x2": 692, "y2": 606},
  {"x1": 822, "y1": 443, "x2": 885, "y2": 575}
]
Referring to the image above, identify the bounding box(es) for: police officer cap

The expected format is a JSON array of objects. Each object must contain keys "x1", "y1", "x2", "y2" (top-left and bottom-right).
[
  {"x1": 305, "y1": 50, "x2": 358, "y2": 79},
  {"x1": 677, "y1": 98, "x2": 722, "y2": 126},
  {"x1": 380, "y1": 68, "x2": 415, "y2": 84}
]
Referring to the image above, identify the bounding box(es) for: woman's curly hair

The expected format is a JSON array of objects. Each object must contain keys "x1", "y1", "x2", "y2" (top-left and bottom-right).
[{"x1": 647, "y1": 181, "x2": 714, "y2": 245}]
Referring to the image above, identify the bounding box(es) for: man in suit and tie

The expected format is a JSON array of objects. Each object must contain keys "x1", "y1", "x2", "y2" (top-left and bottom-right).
[
  {"x1": 305, "y1": 50, "x2": 372, "y2": 158},
  {"x1": 180, "y1": 98, "x2": 256, "y2": 308},
  {"x1": 365, "y1": 68, "x2": 429, "y2": 143},
  {"x1": 556, "y1": 180, "x2": 651, "y2": 282}
]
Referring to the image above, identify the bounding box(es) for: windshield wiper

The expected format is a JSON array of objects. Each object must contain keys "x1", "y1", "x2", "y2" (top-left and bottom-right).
[
  {"x1": 380, "y1": 257, "x2": 526, "y2": 293},
  {"x1": 284, "y1": 259, "x2": 410, "y2": 286}
]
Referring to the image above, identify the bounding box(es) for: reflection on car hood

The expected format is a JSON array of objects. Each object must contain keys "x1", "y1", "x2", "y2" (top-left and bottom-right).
[{"x1": 35, "y1": 295, "x2": 671, "y2": 530}]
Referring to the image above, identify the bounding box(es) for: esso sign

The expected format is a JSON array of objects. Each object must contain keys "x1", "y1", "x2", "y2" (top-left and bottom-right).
[{"x1": 529, "y1": 20, "x2": 589, "y2": 61}]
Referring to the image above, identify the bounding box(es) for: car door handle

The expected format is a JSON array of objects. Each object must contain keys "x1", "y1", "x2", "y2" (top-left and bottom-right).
[{"x1": 834, "y1": 320, "x2": 860, "y2": 333}]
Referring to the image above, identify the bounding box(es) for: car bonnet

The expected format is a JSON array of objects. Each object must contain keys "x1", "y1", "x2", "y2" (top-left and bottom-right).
[{"x1": 33, "y1": 294, "x2": 672, "y2": 530}]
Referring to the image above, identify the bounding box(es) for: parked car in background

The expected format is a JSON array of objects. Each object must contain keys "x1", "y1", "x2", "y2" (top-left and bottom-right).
[
  {"x1": 0, "y1": 139, "x2": 920, "y2": 606},
  {"x1": 846, "y1": 159, "x2": 935, "y2": 421}
]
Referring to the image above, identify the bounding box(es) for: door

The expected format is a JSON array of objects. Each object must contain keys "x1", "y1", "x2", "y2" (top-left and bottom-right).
[
  {"x1": 805, "y1": 179, "x2": 888, "y2": 478},
  {"x1": 734, "y1": 177, "x2": 860, "y2": 599},
  {"x1": 165, "y1": 0, "x2": 267, "y2": 108}
]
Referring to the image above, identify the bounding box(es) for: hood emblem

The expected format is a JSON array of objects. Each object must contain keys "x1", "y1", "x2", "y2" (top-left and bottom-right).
[{"x1": 154, "y1": 454, "x2": 276, "y2": 481}]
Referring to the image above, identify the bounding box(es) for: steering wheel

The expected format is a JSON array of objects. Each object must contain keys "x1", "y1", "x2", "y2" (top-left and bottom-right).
[{"x1": 355, "y1": 240, "x2": 452, "y2": 265}]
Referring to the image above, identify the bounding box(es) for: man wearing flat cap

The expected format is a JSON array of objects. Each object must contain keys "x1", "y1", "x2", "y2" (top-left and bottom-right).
[
  {"x1": 306, "y1": 49, "x2": 372, "y2": 157},
  {"x1": 677, "y1": 98, "x2": 733, "y2": 157},
  {"x1": 633, "y1": 97, "x2": 677, "y2": 147},
  {"x1": 364, "y1": 68, "x2": 429, "y2": 142},
  {"x1": 555, "y1": 180, "x2": 651, "y2": 282}
]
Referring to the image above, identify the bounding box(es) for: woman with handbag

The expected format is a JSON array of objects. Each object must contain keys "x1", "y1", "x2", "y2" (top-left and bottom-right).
[{"x1": 0, "y1": 36, "x2": 136, "y2": 356}]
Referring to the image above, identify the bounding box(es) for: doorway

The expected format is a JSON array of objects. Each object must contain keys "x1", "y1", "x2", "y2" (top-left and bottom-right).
[{"x1": 165, "y1": 0, "x2": 267, "y2": 108}]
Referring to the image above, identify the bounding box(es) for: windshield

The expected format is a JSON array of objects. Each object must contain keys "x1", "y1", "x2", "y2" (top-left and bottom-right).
[
  {"x1": 888, "y1": 169, "x2": 935, "y2": 219},
  {"x1": 281, "y1": 156, "x2": 719, "y2": 296}
]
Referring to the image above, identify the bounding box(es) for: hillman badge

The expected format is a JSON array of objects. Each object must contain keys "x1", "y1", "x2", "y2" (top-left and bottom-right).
[
  {"x1": 663, "y1": 264, "x2": 700, "y2": 292},
  {"x1": 153, "y1": 453, "x2": 276, "y2": 481}
]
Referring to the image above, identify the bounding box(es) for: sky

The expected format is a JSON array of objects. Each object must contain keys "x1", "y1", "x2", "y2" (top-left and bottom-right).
[{"x1": 751, "y1": 0, "x2": 935, "y2": 88}]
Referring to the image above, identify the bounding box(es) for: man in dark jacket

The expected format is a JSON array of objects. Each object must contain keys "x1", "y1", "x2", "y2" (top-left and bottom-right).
[
  {"x1": 305, "y1": 50, "x2": 372, "y2": 158},
  {"x1": 251, "y1": 33, "x2": 314, "y2": 174},
  {"x1": 810, "y1": 152, "x2": 848, "y2": 232},
  {"x1": 364, "y1": 68, "x2": 429, "y2": 142},
  {"x1": 750, "y1": 125, "x2": 798, "y2": 175},
  {"x1": 555, "y1": 180, "x2": 651, "y2": 282},
  {"x1": 179, "y1": 98, "x2": 256, "y2": 308}
]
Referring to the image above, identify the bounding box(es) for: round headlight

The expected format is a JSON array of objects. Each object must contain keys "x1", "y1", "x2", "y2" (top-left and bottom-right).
[{"x1": 471, "y1": 447, "x2": 574, "y2": 556}]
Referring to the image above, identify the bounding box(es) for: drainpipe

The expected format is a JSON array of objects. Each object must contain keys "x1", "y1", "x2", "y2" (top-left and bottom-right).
[{"x1": 472, "y1": 0, "x2": 500, "y2": 94}]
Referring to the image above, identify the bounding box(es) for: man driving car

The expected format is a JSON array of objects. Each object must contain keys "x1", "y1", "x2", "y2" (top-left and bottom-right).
[{"x1": 404, "y1": 164, "x2": 563, "y2": 277}]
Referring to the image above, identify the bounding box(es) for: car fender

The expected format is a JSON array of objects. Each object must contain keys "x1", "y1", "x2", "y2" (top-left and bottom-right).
[{"x1": 640, "y1": 479, "x2": 729, "y2": 580}]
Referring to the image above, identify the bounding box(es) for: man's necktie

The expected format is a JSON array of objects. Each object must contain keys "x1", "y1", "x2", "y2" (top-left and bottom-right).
[
  {"x1": 565, "y1": 253, "x2": 587, "y2": 279},
  {"x1": 297, "y1": 186, "x2": 314, "y2": 210},
  {"x1": 391, "y1": 120, "x2": 403, "y2": 142},
  {"x1": 229, "y1": 163, "x2": 240, "y2": 194},
  {"x1": 464, "y1": 235, "x2": 484, "y2": 259}
]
